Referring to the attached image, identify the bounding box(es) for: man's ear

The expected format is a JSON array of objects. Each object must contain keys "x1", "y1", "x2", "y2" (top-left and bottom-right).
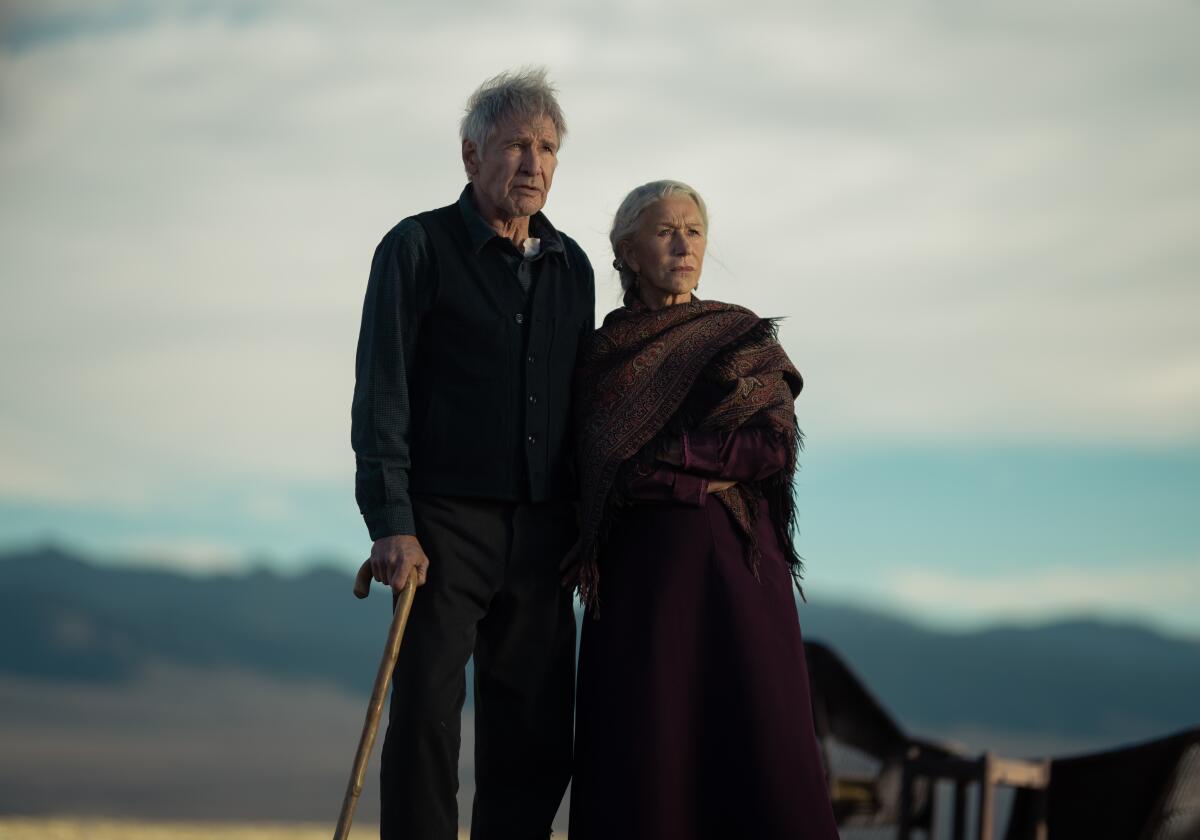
[{"x1": 462, "y1": 139, "x2": 479, "y2": 180}]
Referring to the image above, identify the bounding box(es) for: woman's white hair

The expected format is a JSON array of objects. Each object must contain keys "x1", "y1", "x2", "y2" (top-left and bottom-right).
[
  {"x1": 609, "y1": 180, "x2": 709, "y2": 294},
  {"x1": 460, "y1": 67, "x2": 567, "y2": 175}
]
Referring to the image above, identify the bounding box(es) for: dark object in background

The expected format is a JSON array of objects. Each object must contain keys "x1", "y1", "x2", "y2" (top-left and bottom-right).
[
  {"x1": 1004, "y1": 726, "x2": 1200, "y2": 840},
  {"x1": 805, "y1": 638, "x2": 965, "y2": 831},
  {"x1": 808, "y1": 637, "x2": 1200, "y2": 840}
]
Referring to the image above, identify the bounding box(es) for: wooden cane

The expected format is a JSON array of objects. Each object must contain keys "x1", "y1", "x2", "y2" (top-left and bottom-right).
[{"x1": 333, "y1": 562, "x2": 418, "y2": 840}]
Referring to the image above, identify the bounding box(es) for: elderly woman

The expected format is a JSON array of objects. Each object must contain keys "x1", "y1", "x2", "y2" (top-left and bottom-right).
[{"x1": 568, "y1": 181, "x2": 840, "y2": 839}]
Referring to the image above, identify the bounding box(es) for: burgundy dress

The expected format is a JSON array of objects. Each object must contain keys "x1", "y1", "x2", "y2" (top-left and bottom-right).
[{"x1": 569, "y1": 428, "x2": 841, "y2": 840}]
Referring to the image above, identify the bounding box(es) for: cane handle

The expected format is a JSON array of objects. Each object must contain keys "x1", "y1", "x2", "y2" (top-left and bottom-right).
[{"x1": 352, "y1": 560, "x2": 373, "y2": 599}]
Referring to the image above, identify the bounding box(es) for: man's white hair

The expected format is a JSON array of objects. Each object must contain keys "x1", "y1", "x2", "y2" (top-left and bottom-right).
[
  {"x1": 610, "y1": 180, "x2": 710, "y2": 294},
  {"x1": 460, "y1": 67, "x2": 567, "y2": 173}
]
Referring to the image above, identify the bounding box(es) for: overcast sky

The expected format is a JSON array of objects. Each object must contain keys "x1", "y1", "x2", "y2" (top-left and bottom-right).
[{"x1": 1, "y1": 1, "x2": 1198, "y2": 633}]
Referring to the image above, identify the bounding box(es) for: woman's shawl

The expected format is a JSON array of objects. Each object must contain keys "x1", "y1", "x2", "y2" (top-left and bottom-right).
[{"x1": 573, "y1": 298, "x2": 804, "y2": 610}]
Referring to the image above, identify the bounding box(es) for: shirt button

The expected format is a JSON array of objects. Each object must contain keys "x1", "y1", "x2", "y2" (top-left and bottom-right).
[
  {"x1": 527, "y1": 433, "x2": 538, "y2": 445},
  {"x1": 528, "y1": 393, "x2": 538, "y2": 404},
  {"x1": 515, "y1": 313, "x2": 525, "y2": 325},
  {"x1": 527, "y1": 354, "x2": 535, "y2": 364}
]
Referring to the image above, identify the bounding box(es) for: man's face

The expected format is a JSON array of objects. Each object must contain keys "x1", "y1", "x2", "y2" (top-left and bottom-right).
[{"x1": 463, "y1": 113, "x2": 559, "y2": 222}]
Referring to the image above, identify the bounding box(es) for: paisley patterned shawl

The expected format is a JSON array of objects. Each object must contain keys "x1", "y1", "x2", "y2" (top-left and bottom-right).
[{"x1": 574, "y1": 298, "x2": 804, "y2": 610}]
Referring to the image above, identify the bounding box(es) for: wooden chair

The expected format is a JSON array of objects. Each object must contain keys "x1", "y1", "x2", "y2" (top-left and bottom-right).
[
  {"x1": 897, "y1": 750, "x2": 1050, "y2": 840},
  {"x1": 805, "y1": 641, "x2": 1198, "y2": 839},
  {"x1": 804, "y1": 640, "x2": 966, "y2": 833}
]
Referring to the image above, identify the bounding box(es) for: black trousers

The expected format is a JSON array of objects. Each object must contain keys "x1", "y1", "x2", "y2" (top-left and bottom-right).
[{"x1": 379, "y1": 495, "x2": 577, "y2": 840}]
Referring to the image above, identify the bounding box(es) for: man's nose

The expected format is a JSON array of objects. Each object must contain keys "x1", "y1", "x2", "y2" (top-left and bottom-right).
[{"x1": 520, "y1": 146, "x2": 541, "y2": 174}]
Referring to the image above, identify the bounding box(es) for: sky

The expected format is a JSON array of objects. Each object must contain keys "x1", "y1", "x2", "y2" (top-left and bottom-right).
[{"x1": 1, "y1": 1, "x2": 1198, "y2": 635}]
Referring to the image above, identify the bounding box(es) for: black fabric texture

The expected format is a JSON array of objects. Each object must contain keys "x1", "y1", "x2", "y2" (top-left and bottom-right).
[
  {"x1": 351, "y1": 185, "x2": 595, "y2": 539},
  {"x1": 379, "y1": 495, "x2": 578, "y2": 840}
]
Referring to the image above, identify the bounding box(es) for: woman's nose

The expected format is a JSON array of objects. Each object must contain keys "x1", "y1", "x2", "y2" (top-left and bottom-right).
[{"x1": 672, "y1": 232, "x2": 691, "y2": 254}]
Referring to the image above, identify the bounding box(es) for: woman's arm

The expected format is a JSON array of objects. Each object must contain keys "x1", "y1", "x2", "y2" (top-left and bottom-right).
[
  {"x1": 624, "y1": 427, "x2": 786, "y2": 505},
  {"x1": 669, "y1": 427, "x2": 790, "y2": 482},
  {"x1": 623, "y1": 464, "x2": 710, "y2": 506}
]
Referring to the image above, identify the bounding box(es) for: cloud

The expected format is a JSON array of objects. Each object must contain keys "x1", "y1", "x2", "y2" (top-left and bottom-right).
[
  {"x1": 1, "y1": 1, "x2": 1198, "y2": 513},
  {"x1": 113, "y1": 535, "x2": 245, "y2": 573},
  {"x1": 865, "y1": 559, "x2": 1200, "y2": 635}
]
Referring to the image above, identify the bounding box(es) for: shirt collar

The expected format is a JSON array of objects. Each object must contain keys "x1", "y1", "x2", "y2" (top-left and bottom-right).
[{"x1": 457, "y1": 184, "x2": 569, "y2": 266}]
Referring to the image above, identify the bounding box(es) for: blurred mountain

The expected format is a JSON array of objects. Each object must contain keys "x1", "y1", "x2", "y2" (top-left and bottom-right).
[
  {"x1": 797, "y1": 600, "x2": 1200, "y2": 746},
  {"x1": 0, "y1": 544, "x2": 393, "y2": 695},
  {"x1": 2, "y1": 543, "x2": 1198, "y2": 746}
]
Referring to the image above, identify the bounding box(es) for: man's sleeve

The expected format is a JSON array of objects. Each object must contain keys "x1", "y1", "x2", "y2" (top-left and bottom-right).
[
  {"x1": 583, "y1": 256, "x2": 596, "y2": 333},
  {"x1": 565, "y1": 248, "x2": 595, "y2": 503},
  {"x1": 350, "y1": 220, "x2": 431, "y2": 541}
]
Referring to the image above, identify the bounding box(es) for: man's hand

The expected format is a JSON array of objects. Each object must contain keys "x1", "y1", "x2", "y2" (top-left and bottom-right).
[
  {"x1": 708, "y1": 479, "x2": 736, "y2": 493},
  {"x1": 370, "y1": 534, "x2": 430, "y2": 594}
]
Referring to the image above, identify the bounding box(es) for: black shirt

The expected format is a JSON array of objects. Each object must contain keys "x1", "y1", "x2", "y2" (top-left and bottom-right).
[{"x1": 351, "y1": 186, "x2": 595, "y2": 540}]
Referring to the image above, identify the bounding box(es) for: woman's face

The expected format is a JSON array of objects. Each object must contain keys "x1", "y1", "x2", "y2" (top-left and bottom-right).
[{"x1": 622, "y1": 196, "x2": 706, "y2": 310}]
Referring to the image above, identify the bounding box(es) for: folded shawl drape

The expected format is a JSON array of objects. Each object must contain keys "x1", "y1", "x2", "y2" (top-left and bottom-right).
[{"x1": 573, "y1": 298, "x2": 805, "y2": 610}]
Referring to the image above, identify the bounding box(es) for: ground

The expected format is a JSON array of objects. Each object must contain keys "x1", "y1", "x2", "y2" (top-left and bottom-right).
[{"x1": 0, "y1": 818, "x2": 476, "y2": 840}]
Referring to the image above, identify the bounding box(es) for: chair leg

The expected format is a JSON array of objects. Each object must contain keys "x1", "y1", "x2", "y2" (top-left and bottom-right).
[
  {"x1": 952, "y1": 779, "x2": 967, "y2": 840},
  {"x1": 1032, "y1": 783, "x2": 1049, "y2": 840},
  {"x1": 978, "y1": 753, "x2": 996, "y2": 840},
  {"x1": 897, "y1": 760, "x2": 914, "y2": 840}
]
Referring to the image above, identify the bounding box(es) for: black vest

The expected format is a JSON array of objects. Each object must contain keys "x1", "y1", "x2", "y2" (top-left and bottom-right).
[{"x1": 406, "y1": 202, "x2": 593, "y2": 502}]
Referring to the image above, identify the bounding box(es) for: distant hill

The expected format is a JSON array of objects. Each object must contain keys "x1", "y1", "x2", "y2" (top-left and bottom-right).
[
  {"x1": 0, "y1": 544, "x2": 394, "y2": 692},
  {"x1": 2, "y1": 543, "x2": 1198, "y2": 746},
  {"x1": 797, "y1": 600, "x2": 1200, "y2": 745}
]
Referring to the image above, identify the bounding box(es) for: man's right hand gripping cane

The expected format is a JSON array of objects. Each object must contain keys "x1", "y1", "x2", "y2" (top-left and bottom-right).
[{"x1": 370, "y1": 535, "x2": 430, "y2": 594}]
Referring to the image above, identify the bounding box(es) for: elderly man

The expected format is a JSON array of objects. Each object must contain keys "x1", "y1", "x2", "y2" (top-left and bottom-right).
[{"x1": 351, "y1": 69, "x2": 594, "y2": 840}]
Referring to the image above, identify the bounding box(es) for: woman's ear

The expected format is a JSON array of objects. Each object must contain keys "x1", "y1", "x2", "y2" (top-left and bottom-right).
[{"x1": 619, "y1": 241, "x2": 639, "y2": 275}]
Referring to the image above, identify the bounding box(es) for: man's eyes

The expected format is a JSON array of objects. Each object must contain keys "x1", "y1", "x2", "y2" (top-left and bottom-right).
[{"x1": 505, "y1": 143, "x2": 556, "y2": 156}]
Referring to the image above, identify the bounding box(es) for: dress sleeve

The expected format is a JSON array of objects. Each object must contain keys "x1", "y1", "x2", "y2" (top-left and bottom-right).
[
  {"x1": 350, "y1": 220, "x2": 434, "y2": 541},
  {"x1": 680, "y1": 427, "x2": 790, "y2": 482},
  {"x1": 623, "y1": 465, "x2": 709, "y2": 507}
]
